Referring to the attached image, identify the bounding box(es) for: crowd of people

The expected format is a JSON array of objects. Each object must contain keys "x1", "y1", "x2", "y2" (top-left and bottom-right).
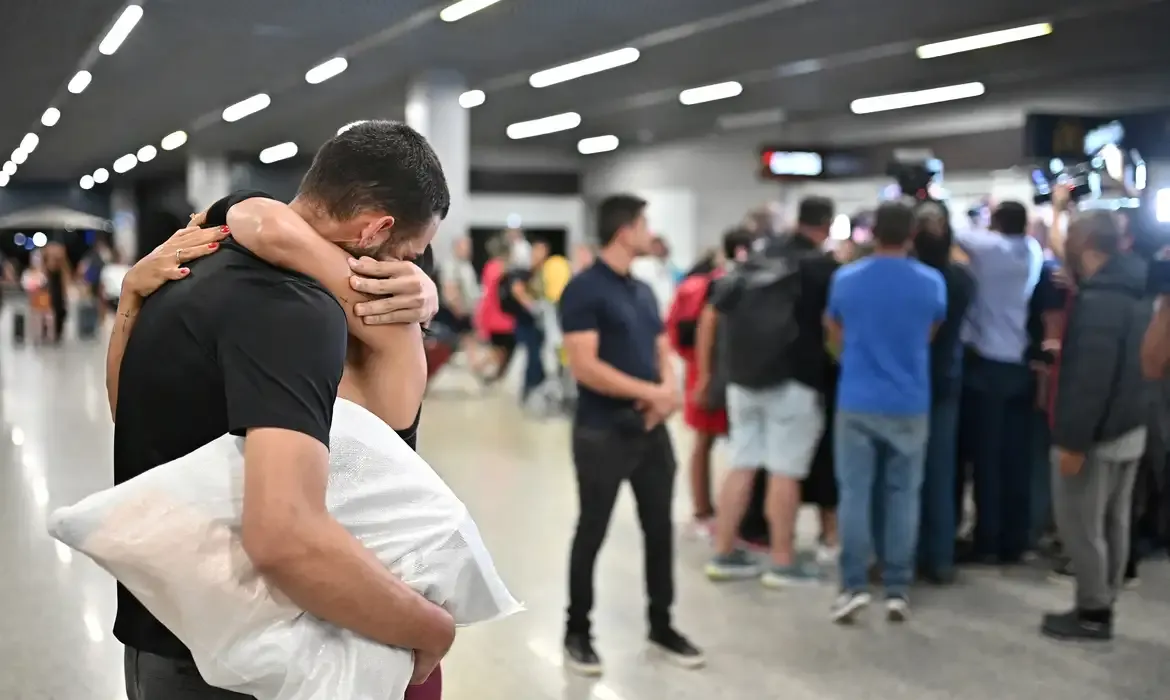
[
  {"x1": 8, "y1": 237, "x2": 120, "y2": 344},
  {"x1": 419, "y1": 185, "x2": 1169, "y2": 673}
]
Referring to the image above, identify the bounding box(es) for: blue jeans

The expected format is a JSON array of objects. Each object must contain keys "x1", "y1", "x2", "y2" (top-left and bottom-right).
[
  {"x1": 918, "y1": 397, "x2": 960, "y2": 575},
  {"x1": 514, "y1": 317, "x2": 545, "y2": 400},
  {"x1": 835, "y1": 411, "x2": 929, "y2": 597},
  {"x1": 962, "y1": 354, "x2": 1034, "y2": 561}
]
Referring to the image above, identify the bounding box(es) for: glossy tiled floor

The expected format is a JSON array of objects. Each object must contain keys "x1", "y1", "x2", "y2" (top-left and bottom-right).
[{"x1": 3, "y1": 327, "x2": 1169, "y2": 700}]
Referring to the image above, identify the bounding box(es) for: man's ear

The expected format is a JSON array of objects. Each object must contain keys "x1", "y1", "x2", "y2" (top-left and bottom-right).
[{"x1": 357, "y1": 215, "x2": 396, "y2": 248}]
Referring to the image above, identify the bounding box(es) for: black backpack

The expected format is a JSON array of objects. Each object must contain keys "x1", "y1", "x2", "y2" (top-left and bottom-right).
[
  {"x1": 497, "y1": 270, "x2": 527, "y2": 317},
  {"x1": 713, "y1": 254, "x2": 802, "y2": 389}
]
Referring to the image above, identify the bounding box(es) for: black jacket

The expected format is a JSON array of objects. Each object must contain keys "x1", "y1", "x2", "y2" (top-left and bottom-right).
[{"x1": 1053, "y1": 254, "x2": 1154, "y2": 453}]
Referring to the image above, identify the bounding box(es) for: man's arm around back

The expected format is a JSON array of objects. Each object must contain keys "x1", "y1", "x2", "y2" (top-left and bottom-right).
[{"x1": 225, "y1": 285, "x2": 452, "y2": 681}]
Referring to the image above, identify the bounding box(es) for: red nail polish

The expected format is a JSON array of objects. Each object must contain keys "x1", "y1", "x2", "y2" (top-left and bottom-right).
[
  {"x1": 180, "y1": 267, "x2": 190, "y2": 275},
  {"x1": 220, "y1": 225, "x2": 230, "y2": 233},
  {"x1": 208, "y1": 242, "x2": 219, "y2": 250}
]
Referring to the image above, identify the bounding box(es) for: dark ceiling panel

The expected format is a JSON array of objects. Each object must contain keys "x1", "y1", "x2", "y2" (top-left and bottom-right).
[
  {"x1": 0, "y1": 0, "x2": 128, "y2": 166},
  {"x1": 8, "y1": 0, "x2": 1170, "y2": 182}
]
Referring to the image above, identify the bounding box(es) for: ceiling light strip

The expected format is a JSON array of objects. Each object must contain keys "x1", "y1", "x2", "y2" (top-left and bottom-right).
[
  {"x1": 506, "y1": 112, "x2": 581, "y2": 140},
  {"x1": 458, "y1": 90, "x2": 486, "y2": 108},
  {"x1": 259, "y1": 142, "x2": 298, "y2": 164},
  {"x1": 305, "y1": 57, "x2": 348, "y2": 84},
  {"x1": 916, "y1": 23, "x2": 1052, "y2": 59},
  {"x1": 99, "y1": 5, "x2": 144, "y2": 55},
  {"x1": 578, "y1": 135, "x2": 619, "y2": 155},
  {"x1": 679, "y1": 81, "x2": 743, "y2": 106},
  {"x1": 439, "y1": 0, "x2": 503, "y2": 22},
  {"x1": 222, "y1": 94, "x2": 271, "y2": 122},
  {"x1": 160, "y1": 130, "x2": 187, "y2": 151},
  {"x1": 850, "y1": 82, "x2": 986, "y2": 115},
  {"x1": 529, "y1": 48, "x2": 641, "y2": 88}
]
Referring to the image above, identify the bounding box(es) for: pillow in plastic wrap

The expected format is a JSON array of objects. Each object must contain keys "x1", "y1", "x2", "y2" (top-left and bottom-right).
[{"x1": 48, "y1": 398, "x2": 521, "y2": 700}]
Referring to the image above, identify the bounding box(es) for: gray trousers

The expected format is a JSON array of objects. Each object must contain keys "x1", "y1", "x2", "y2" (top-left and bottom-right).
[
  {"x1": 124, "y1": 648, "x2": 253, "y2": 700},
  {"x1": 1051, "y1": 452, "x2": 1140, "y2": 611}
]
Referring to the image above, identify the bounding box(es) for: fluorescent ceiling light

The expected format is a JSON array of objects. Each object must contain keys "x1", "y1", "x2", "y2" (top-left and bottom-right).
[
  {"x1": 1156, "y1": 189, "x2": 1170, "y2": 224},
  {"x1": 20, "y1": 133, "x2": 38, "y2": 153},
  {"x1": 113, "y1": 154, "x2": 138, "y2": 174},
  {"x1": 506, "y1": 112, "x2": 582, "y2": 140},
  {"x1": 305, "y1": 57, "x2": 348, "y2": 84},
  {"x1": 917, "y1": 23, "x2": 1052, "y2": 59},
  {"x1": 679, "y1": 81, "x2": 743, "y2": 106},
  {"x1": 11, "y1": 149, "x2": 27, "y2": 165},
  {"x1": 68, "y1": 70, "x2": 92, "y2": 94},
  {"x1": 0, "y1": 173, "x2": 8, "y2": 187},
  {"x1": 851, "y1": 82, "x2": 985, "y2": 114},
  {"x1": 93, "y1": 168, "x2": 109, "y2": 184},
  {"x1": 337, "y1": 121, "x2": 365, "y2": 135},
  {"x1": 79, "y1": 175, "x2": 94, "y2": 190},
  {"x1": 529, "y1": 48, "x2": 641, "y2": 88},
  {"x1": 99, "y1": 5, "x2": 144, "y2": 55},
  {"x1": 459, "y1": 90, "x2": 486, "y2": 109},
  {"x1": 222, "y1": 93, "x2": 271, "y2": 123},
  {"x1": 259, "y1": 142, "x2": 298, "y2": 164},
  {"x1": 160, "y1": 130, "x2": 187, "y2": 151},
  {"x1": 439, "y1": 0, "x2": 502, "y2": 22},
  {"x1": 2, "y1": 161, "x2": 14, "y2": 176},
  {"x1": 137, "y1": 145, "x2": 157, "y2": 162},
  {"x1": 41, "y1": 108, "x2": 60, "y2": 127},
  {"x1": 577, "y1": 135, "x2": 619, "y2": 155}
]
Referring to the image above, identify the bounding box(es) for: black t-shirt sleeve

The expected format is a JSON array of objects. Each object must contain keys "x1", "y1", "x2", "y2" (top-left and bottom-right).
[
  {"x1": 1149, "y1": 247, "x2": 1170, "y2": 296},
  {"x1": 203, "y1": 190, "x2": 276, "y2": 228},
  {"x1": 559, "y1": 278, "x2": 600, "y2": 334},
  {"x1": 219, "y1": 281, "x2": 347, "y2": 446}
]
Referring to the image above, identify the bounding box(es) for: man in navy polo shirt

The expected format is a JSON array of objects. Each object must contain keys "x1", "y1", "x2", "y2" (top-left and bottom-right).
[{"x1": 558, "y1": 194, "x2": 703, "y2": 675}]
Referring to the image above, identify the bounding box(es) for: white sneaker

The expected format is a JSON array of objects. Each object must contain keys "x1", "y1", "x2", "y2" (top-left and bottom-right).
[
  {"x1": 816, "y1": 543, "x2": 840, "y2": 567},
  {"x1": 886, "y1": 596, "x2": 909, "y2": 623},
  {"x1": 830, "y1": 591, "x2": 871, "y2": 624}
]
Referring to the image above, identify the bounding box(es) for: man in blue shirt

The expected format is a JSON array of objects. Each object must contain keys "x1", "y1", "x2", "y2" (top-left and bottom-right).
[
  {"x1": 558, "y1": 194, "x2": 703, "y2": 675},
  {"x1": 825, "y1": 200, "x2": 946, "y2": 624},
  {"x1": 956, "y1": 201, "x2": 1044, "y2": 565}
]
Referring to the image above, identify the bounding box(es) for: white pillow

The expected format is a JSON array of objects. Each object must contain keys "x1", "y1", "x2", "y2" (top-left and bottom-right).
[{"x1": 48, "y1": 399, "x2": 521, "y2": 700}]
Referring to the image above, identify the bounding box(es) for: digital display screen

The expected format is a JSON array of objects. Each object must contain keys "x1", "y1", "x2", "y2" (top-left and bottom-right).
[{"x1": 764, "y1": 150, "x2": 824, "y2": 177}]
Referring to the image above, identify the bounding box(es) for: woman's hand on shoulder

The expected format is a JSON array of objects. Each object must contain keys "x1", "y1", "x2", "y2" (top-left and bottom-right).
[{"x1": 122, "y1": 223, "x2": 229, "y2": 299}]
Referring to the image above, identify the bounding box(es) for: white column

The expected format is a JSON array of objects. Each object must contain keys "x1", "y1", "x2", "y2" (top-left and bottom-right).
[
  {"x1": 186, "y1": 154, "x2": 232, "y2": 213},
  {"x1": 109, "y1": 186, "x2": 139, "y2": 261},
  {"x1": 405, "y1": 71, "x2": 469, "y2": 264}
]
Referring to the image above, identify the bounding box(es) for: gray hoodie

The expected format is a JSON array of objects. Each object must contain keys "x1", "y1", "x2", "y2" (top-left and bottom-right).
[{"x1": 1053, "y1": 253, "x2": 1154, "y2": 454}]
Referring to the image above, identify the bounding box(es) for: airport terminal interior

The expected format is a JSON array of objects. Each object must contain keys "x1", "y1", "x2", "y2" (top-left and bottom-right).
[{"x1": 4, "y1": 1, "x2": 1170, "y2": 699}]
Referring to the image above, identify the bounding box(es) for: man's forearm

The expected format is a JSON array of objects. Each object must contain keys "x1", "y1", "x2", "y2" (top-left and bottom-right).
[
  {"x1": 105, "y1": 294, "x2": 142, "y2": 420},
  {"x1": 571, "y1": 357, "x2": 659, "y2": 402},
  {"x1": 254, "y1": 510, "x2": 453, "y2": 653}
]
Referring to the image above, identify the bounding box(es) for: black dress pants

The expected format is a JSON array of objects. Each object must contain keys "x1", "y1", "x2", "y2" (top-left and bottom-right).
[{"x1": 566, "y1": 423, "x2": 676, "y2": 637}]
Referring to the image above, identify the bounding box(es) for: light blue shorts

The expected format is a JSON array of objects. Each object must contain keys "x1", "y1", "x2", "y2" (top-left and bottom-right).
[{"x1": 726, "y1": 380, "x2": 823, "y2": 478}]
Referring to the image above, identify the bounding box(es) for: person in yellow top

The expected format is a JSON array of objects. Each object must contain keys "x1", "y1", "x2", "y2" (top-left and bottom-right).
[{"x1": 541, "y1": 252, "x2": 573, "y2": 303}]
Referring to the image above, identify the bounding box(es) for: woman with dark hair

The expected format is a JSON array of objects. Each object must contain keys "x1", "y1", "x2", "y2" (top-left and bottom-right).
[{"x1": 912, "y1": 201, "x2": 976, "y2": 583}]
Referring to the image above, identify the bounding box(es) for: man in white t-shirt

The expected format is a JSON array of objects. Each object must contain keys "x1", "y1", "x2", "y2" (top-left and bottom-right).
[{"x1": 438, "y1": 237, "x2": 487, "y2": 374}]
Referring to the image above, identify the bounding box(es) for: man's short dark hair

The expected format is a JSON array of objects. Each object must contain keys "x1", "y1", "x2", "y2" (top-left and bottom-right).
[
  {"x1": 872, "y1": 200, "x2": 916, "y2": 248},
  {"x1": 798, "y1": 196, "x2": 835, "y2": 228},
  {"x1": 298, "y1": 120, "x2": 450, "y2": 231},
  {"x1": 596, "y1": 194, "x2": 646, "y2": 247},
  {"x1": 722, "y1": 227, "x2": 753, "y2": 260},
  {"x1": 991, "y1": 201, "x2": 1028, "y2": 236}
]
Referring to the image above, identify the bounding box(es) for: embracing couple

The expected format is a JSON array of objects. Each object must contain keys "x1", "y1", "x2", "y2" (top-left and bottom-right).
[{"x1": 106, "y1": 121, "x2": 453, "y2": 700}]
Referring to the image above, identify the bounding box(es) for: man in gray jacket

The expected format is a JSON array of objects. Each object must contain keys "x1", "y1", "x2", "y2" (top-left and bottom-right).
[{"x1": 1043, "y1": 210, "x2": 1153, "y2": 642}]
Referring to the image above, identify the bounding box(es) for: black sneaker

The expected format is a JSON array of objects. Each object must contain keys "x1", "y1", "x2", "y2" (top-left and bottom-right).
[
  {"x1": 649, "y1": 628, "x2": 705, "y2": 668},
  {"x1": 564, "y1": 633, "x2": 603, "y2": 676},
  {"x1": 1040, "y1": 609, "x2": 1113, "y2": 642}
]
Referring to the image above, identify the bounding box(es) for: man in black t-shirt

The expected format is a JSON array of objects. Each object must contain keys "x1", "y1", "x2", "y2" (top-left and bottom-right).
[{"x1": 112, "y1": 121, "x2": 452, "y2": 699}]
